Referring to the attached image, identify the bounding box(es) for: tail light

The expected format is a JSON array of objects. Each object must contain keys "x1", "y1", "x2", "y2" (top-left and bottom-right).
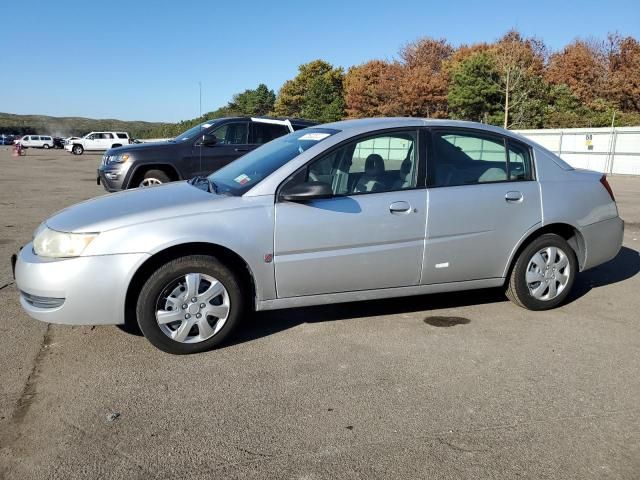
[{"x1": 600, "y1": 175, "x2": 616, "y2": 202}]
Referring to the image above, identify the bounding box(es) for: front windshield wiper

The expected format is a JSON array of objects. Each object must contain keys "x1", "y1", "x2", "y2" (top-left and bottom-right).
[{"x1": 188, "y1": 175, "x2": 217, "y2": 194}]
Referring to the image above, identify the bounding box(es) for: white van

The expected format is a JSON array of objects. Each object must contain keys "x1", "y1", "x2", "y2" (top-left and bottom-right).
[{"x1": 19, "y1": 135, "x2": 54, "y2": 149}]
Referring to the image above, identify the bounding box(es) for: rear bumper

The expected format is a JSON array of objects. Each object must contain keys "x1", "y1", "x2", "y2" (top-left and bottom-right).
[
  {"x1": 14, "y1": 243, "x2": 149, "y2": 325},
  {"x1": 581, "y1": 216, "x2": 624, "y2": 271}
]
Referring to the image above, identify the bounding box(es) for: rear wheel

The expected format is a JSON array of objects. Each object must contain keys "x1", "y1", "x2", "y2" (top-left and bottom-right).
[
  {"x1": 136, "y1": 255, "x2": 244, "y2": 354},
  {"x1": 139, "y1": 169, "x2": 171, "y2": 187},
  {"x1": 43, "y1": 144, "x2": 50, "y2": 149},
  {"x1": 506, "y1": 233, "x2": 577, "y2": 310},
  {"x1": 72, "y1": 144, "x2": 83, "y2": 155}
]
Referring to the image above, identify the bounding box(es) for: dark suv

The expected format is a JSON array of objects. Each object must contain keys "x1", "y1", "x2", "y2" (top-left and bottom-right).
[{"x1": 97, "y1": 117, "x2": 315, "y2": 191}]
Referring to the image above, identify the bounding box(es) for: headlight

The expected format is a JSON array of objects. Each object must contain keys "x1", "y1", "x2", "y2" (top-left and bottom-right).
[
  {"x1": 112, "y1": 153, "x2": 130, "y2": 164},
  {"x1": 33, "y1": 225, "x2": 98, "y2": 258}
]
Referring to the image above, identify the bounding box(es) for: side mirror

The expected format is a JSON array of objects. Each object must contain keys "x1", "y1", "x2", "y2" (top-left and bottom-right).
[
  {"x1": 201, "y1": 134, "x2": 218, "y2": 146},
  {"x1": 280, "y1": 181, "x2": 333, "y2": 202}
]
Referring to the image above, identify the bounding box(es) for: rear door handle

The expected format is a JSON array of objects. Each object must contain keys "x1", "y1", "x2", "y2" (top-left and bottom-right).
[
  {"x1": 505, "y1": 191, "x2": 523, "y2": 202},
  {"x1": 234, "y1": 147, "x2": 249, "y2": 152},
  {"x1": 389, "y1": 201, "x2": 411, "y2": 214}
]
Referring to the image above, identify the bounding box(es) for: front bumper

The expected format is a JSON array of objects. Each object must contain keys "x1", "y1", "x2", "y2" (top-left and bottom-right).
[
  {"x1": 14, "y1": 243, "x2": 149, "y2": 325},
  {"x1": 97, "y1": 162, "x2": 132, "y2": 192}
]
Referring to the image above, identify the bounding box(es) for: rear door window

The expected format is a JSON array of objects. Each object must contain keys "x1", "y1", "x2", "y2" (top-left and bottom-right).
[
  {"x1": 429, "y1": 130, "x2": 509, "y2": 187},
  {"x1": 251, "y1": 123, "x2": 289, "y2": 144}
]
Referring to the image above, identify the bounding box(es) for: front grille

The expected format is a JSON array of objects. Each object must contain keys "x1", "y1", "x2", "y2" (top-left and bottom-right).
[{"x1": 21, "y1": 291, "x2": 65, "y2": 309}]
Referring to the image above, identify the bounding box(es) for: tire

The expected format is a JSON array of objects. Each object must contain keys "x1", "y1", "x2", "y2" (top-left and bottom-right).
[
  {"x1": 43, "y1": 144, "x2": 50, "y2": 149},
  {"x1": 506, "y1": 233, "x2": 577, "y2": 310},
  {"x1": 138, "y1": 169, "x2": 171, "y2": 187},
  {"x1": 136, "y1": 255, "x2": 244, "y2": 354},
  {"x1": 72, "y1": 144, "x2": 83, "y2": 155}
]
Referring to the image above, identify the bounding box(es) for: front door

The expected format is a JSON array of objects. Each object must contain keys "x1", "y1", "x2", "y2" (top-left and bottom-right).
[
  {"x1": 191, "y1": 121, "x2": 252, "y2": 176},
  {"x1": 274, "y1": 129, "x2": 427, "y2": 298},
  {"x1": 423, "y1": 128, "x2": 542, "y2": 284}
]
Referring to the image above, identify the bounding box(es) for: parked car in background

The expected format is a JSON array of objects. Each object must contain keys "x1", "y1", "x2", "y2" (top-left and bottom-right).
[
  {"x1": 1, "y1": 135, "x2": 15, "y2": 145},
  {"x1": 18, "y1": 135, "x2": 54, "y2": 149},
  {"x1": 53, "y1": 137, "x2": 65, "y2": 149},
  {"x1": 97, "y1": 116, "x2": 315, "y2": 191},
  {"x1": 65, "y1": 131, "x2": 130, "y2": 155},
  {"x1": 14, "y1": 118, "x2": 624, "y2": 354}
]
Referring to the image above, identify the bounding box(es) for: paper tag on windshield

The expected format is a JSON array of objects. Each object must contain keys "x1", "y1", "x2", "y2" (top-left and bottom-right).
[
  {"x1": 299, "y1": 132, "x2": 330, "y2": 141},
  {"x1": 202, "y1": 124, "x2": 212, "y2": 129},
  {"x1": 234, "y1": 174, "x2": 251, "y2": 185}
]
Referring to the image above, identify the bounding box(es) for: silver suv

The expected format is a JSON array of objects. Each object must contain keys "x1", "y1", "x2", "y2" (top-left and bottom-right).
[{"x1": 14, "y1": 118, "x2": 623, "y2": 354}]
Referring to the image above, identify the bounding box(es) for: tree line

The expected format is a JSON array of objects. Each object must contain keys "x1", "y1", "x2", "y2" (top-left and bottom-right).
[{"x1": 148, "y1": 30, "x2": 640, "y2": 138}]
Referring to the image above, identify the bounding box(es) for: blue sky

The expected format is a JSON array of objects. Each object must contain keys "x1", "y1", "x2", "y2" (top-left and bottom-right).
[{"x1": 2, "y1": 0, "x2": 638, "y2": 122}]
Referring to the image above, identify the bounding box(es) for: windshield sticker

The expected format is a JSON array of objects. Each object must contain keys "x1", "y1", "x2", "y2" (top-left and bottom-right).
[
  {"x1": 299, "y1": 132, "x2": 331, "y2": 141},
  {"x1": 234, "y1": 174, "x2": 251, "y2": 185},
  {"x1": 202, "y1": 124, "x2": 212, "y2": 129}
]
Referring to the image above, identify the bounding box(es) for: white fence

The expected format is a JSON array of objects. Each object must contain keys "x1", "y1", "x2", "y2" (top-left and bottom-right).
[{"x1": 515, "y1": 126, "x2": 640, "y2": 175}]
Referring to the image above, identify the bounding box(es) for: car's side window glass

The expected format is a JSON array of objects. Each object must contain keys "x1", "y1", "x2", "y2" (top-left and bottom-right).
[
  {"x1": 430, "y1": 131, "x2": 509, "y2": 187},
  {"x1": 303, "y1": 130, "x2": 418, "y2": 195},
  {"x1": 252, "y1": 123, "x2": 289, "y2": 144},
  {"x1": 211, "y1": 122, "x2": 248, "y2": 145},
  {"x1": 508, "y1": 141, "x2": 533, "y2": 181}
]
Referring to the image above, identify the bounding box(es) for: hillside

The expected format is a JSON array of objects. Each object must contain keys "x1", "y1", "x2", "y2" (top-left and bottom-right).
[{"x1": 0, "y1": 112, "x2": 170, "y2": 139}]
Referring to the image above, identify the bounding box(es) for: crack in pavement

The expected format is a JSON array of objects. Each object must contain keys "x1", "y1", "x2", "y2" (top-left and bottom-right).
[
  {"x1": 0, "y1": 281, "x2": 15, "y2": 291},
  {"x1": 200, "y1": 407, "x2": 640, "y2": 475},
  {"x1": 9, "y1": 324, "x2": 52, "y2": 427}
]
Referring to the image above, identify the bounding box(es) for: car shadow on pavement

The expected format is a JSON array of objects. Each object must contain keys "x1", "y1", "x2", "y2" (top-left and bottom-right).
[
  {"x1": 567, "y1": 246, "x2": 640, "y2": 303},
  {"x1": 227, "y1": 288, "x2": 506, "y2": 348}
]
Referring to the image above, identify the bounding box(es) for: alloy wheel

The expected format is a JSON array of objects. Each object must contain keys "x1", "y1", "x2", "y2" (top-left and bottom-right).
[{"x1": 139, "y1": 178, "x2": 163, "y2": 187}]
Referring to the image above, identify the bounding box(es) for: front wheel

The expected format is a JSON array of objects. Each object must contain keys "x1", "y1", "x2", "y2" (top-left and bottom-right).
[
  {"x1": 506, "y1": 234, "x2": 577, "y2": 310},
  {"x1": 136, "y1": 255, "x2": 245, "y2": 354},
  {"x1": 72, "y1": 144, "x2": 83, "y2": 155},
  {"x1": 138, "y1": 169, "x2": 171, "y2": 187}
]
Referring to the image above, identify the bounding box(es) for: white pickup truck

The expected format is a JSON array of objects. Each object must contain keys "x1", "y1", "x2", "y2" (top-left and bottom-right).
[{"x1": 65, "y1": 131, "x2": 130, "y2": 155}]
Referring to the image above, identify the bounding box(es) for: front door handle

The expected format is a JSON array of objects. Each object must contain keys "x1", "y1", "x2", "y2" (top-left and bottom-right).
[
  {"x1": 505, "y1": 191, "x2": 523, "y2": 203},
  {"x1": 389, "y1": 201, "x2": 411, "y2": 214},
  {"x1": 234, "y1": 147, "x2": 249, "y2": 152}
]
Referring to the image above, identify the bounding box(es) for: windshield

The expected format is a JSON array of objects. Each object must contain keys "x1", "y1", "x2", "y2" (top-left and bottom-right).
[
  {"x1": 173, "y1": 120, "x2": 220, "y2": 142},
  {"x1": 208, "y1": 128, "x2": 339, "y2": 196}
]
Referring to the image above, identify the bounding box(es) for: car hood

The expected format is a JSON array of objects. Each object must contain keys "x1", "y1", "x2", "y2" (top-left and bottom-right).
[
  {"x1": 46, "y1": 181, "x2": 241, "y2": 233},
  {"x1": 107, "y1": 141, "x2": 175, "y2": 155}
]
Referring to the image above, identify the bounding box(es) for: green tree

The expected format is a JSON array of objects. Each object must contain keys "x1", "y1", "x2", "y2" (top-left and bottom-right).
[
  {"x1": 229, "y1": 83, "x2": 276, "y2": 116},
  {"x1": 274, "y1": 60, "x2": 345, "y2": 122},
  {"x1": 448, "y1": 53, "x2": 502, "y2": 124}
]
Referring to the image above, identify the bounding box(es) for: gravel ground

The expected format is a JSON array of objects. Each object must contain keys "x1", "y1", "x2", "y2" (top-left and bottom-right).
[{"x1": 0, "y1": 147, "x2": 639, "y2": 479}]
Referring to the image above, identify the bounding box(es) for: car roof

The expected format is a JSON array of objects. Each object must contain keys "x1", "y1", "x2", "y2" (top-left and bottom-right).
[
  {"x1": 320, "y1": 117, "x2": 529, "y2": 142},
  {"x1": 212, "y1": 116, "x2": 317, "y2": 125}
]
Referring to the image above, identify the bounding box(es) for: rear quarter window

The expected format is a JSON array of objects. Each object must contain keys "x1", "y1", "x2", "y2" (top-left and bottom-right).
[{"x1": 116, "y1": 133, "x2": 128, "y2": 139}]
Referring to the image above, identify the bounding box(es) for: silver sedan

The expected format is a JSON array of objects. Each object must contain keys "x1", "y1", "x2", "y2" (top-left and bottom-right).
[{"x1": 14, "y1": 118, "x2": 624, "y2": 354}]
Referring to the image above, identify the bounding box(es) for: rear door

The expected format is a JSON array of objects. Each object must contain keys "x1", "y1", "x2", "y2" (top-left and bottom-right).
[
  {"x1": 423, "y1": 128, "x2": 541, "y2": 284},
  {"x1": 274, "y1": 128, "x2": 427, "y2": 297}
]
